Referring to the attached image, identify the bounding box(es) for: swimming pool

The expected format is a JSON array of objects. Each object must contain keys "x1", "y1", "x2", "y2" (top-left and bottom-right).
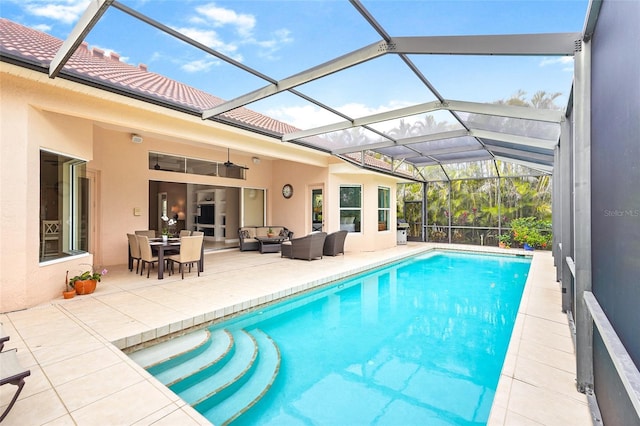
[{"x1": 130, "y1": 250, "x2": 531, "y2": 425}]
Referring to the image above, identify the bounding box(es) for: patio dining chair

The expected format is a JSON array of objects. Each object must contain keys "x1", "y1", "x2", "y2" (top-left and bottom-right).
[
  {"x1": 167, "y1": 235, "x2": 204, "y2": 279},
  {"x1": 135, "y1": 230, "x2": 157, "y2": 238},
  {"x1": 136, "y1": 235, "x2": 159, "y2": 278},
  {"x1": 0, "y1": 349, "x2": 31, "y2": 422},
  {"x1": 127, "y1": 233, "x2": 141, "y2": 273}
]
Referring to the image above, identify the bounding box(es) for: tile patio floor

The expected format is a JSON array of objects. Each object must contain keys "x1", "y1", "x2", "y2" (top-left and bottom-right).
[{"x1": 0, "y1": 243, "x2": 592, "y2": 425}]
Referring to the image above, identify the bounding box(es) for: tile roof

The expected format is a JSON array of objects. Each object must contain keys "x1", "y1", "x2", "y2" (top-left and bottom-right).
[{"x1": 0, "y1": 18, "x2": 299, "y2": 137}]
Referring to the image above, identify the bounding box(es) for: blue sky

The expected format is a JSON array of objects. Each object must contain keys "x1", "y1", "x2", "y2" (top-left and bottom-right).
[{"x1": 1, "y1": 0, "x2": 589, "y2": 130}]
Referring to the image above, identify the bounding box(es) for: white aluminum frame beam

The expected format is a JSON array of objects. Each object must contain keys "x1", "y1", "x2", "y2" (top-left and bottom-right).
[
  {"x1": 392, "y1": 33, "x2": 581, "y2": 56},
  {"x1": 202, "y1": 41, "x2": 388, "y2": 119},
  {"x1": 486, "y1": 145, "x2": 554, "y2": 164},
  {"x1": 204, "y1": 33, "x2": 579, "y2": 119},
  {"x1": 493, "y1": 156, "x2": 553, "y2": 173},
  {"x1": 331, "y1": 129, "x2": 469, "y2": 155},
  {"x1": 284, "y1": 99, "x2": 562, "y2": 143},
  {"x1": 327, "y1": 128, "x2": 555, "y2": 159},
  {"x1": 49, "y1": 0, "x2": 113, "y2": 78},
  {"x1": 471, "y1": 129, "x2": 558, "y2": 150},
  {"x1": 283, "y1": 101, "x2": 443, "y2": 142},
  {"x1": 443, "y1": 100, "x2": 564, "y2": 123}
]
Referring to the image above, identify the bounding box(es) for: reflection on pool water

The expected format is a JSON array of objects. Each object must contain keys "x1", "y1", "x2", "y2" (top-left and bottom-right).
[{"x1": 131, "y1": 250, "x2": 531, "y2": 425}]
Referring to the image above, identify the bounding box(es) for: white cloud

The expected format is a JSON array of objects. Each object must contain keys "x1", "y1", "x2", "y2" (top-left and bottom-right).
[
  {"x1": 184, "y1": 3, "x2": 292, "y2": 63},
  {"x1": 24, "y1": 0, "x2": 90, "y2": 25},
  {"x1": 174, "y1": 26, "x2": 241, "y2": 58},
  {"x1": 266, "y1": 101, "x2": 415, "y2": 130},
  {"x1": 31, "y1": 23, "x2": 52, "y2": 33},
  {"x1": 256, "y1": 28, "x2": 294, "y2": 60},
  {"x1": 181, "y1": 59, "x2": 218, "y2": 73},
  {"x1": 266, "y1": 105, "x2": 339, "y2": 130},
  {"x1": 195, "y1": 3, "x2": 256, "y2": 38},
  {"x1": 539, "y1": 56, "x2": 574, "y2": 67}
]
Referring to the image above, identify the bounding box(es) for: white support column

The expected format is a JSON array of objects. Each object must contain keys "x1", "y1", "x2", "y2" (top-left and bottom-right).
[
  {"x1": 553, "y1": 145, "x2": 561, "y2": 274},
  {"x1": 574, "y1": 40, "x2": 594, "y2": 393},
  {"x1": 560, "y1": 118, "x2": 573, "y2": 313}
]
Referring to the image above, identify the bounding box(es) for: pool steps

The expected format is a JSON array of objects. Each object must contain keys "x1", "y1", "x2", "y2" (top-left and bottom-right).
[
  {"x1": 152, "y1": 329, "x2": 233, "y2": 387},
  {"x1": 130, "y1": 327, "x2": 281, "y2": 425},
  {"x1": 196, "y1": 329, "x2": 280, "y2": 425},
  {"x1": 128, "y1": 329, "x2": 211, "y2": 369}
]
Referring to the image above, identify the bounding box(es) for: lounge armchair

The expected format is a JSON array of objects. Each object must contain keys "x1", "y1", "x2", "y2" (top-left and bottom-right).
[
  {"x1": 0, "y1": 349, "x2": 31, "y2": 422},
  {"x1": 281, "y1": 232, "x2": 327, "y2": 261},
  {"x1": 323, "y1": 230, "x2": 348, "y2": 256}
]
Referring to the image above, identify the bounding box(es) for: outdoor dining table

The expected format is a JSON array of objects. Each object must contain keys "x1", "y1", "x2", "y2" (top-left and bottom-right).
[{"x1": 129, "y1": 237, "x2": 204, "y2": 279}]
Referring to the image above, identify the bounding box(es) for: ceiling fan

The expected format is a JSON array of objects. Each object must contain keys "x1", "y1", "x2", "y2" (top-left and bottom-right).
[
  {"x1": 224, "y1": 148, "x2": 249, "y2": 170},
  {"x1": 153, "y1": 153, "x2": 171, "y2": 171}
]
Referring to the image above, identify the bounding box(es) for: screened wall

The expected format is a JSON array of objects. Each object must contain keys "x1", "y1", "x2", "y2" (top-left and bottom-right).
[{"x1": 398, "y1": 174, "x2": 551, "y2": 247}]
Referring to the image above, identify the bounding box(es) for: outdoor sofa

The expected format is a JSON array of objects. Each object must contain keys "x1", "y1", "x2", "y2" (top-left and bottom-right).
[{"x1": 238, "y1": 226, "x2": 293, "y2": 251}]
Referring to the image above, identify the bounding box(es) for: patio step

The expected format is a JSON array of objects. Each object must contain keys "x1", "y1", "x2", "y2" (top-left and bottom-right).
[
  {"x1": 170, "y1": 329, "x2": 258, "y2": 405},
  {"x1": 129, "y1": 329, "x2": 210, "y2": 369},
  {"x1": 132, "y1": 327, "x2": 281, "y2": 425},
  {"x1": 148, "y1": 329, "x2": 233, "y2": 387},
  {"x1": 195, "y1": 328, "x2": 281, "y2": 425}
]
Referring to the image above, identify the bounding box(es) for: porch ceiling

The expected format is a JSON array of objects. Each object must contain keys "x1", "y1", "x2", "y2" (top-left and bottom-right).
[{"x1": 24, "y1": 0, "x2": 589, "y2": 181}]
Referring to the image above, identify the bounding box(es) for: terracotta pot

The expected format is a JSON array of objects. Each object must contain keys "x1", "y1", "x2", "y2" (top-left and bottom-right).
[
  {"x1": 499, "y1": 242, "x2": 506, "y2": 249},
  {"x1": 267, "y1": 233, "x2": 275, "y2": 238},
  {"x1": 63, "y1": 289, "x2": 76, "y2": 299},
  {"x1": 74, "y1": 279, "x2": 97, "y2": 295}
]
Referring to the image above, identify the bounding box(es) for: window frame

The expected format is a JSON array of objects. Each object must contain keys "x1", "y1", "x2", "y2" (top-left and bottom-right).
[
  {"x1": 40, "y1": 149, "x2": 89, "y2": 263},
  {"x1": 339, "y1": 185, "x2": 362, "y2": 233},
  {"x1": 377, "y1": 186, "x2": 391, "y2": 232}
]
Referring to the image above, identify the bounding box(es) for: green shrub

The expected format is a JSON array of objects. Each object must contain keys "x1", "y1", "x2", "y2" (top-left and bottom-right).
[{"x1": 510, "y1": 217, "x2": 552, "y2": 249}]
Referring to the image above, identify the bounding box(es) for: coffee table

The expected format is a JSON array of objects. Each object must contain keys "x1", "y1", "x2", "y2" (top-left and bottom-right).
[{"x1": 255, "y1": 236, "x2": 287, "y2": 253}]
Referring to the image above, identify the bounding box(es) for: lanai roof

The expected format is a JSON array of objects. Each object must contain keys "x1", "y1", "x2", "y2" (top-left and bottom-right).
[{"x1": 1, "y1": 1, "x2": 591, "y2": 181}]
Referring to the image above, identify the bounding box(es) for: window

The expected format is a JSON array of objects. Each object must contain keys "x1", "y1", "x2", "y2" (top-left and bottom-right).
[
  {"x1": 378, "y1": 186, "x2": 390, "y2": 231},
  {"x1": 149, "y1": 152, "x2": 246, "y2": 179},
  {"x1": 339, "y1": 185, "x2": 361, "y2": 232},
  {"x1": 40, "y1": 150, "x2": 89, "y2": 262}
]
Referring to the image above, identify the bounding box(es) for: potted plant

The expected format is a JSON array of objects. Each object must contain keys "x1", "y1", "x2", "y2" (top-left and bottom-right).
[
  {"x1": 68, "y1": 265, "x2": 107, "y2": 295},
  {"x1": 161, "y1": 214, "x2": 177, "y2": 240},
  {"x1": 63, "y1": 271, "x2": 76, "y2": 299},
  {"x1": 498, "y1": 233, "x2": 511, "y2": 249},
  {"x1": 267, "y1": 227, "x2": 275, "y2": 238}
]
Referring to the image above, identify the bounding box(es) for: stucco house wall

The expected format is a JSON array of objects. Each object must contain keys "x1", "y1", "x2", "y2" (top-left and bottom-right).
[{"x1": 0, "y1": 61, "x2": 402, "y2": 313}]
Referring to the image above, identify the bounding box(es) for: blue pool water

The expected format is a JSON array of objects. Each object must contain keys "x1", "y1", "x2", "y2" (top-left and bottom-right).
[{"x1": 141, "y1": 250, "x2": 531, "y2": 425}]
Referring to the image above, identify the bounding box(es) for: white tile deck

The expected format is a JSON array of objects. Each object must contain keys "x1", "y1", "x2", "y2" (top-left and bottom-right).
[{"x1": 0, "y1": 243, "x2": 592, "y2": 425}]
